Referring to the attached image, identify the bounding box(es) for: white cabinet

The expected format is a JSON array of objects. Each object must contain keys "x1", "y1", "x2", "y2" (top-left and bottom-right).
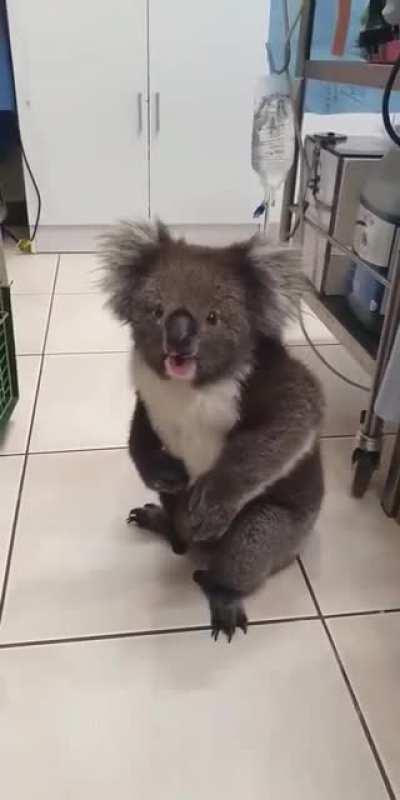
[
  {"x1": 7, "y1": 0, "x2": 148, "y2": 233},
  {"x1": 7, "y1": 0, "x2": 267, "y2": 247},
  {"x1": 149, "y1": 0, "x2": 267, "y2": 225}
]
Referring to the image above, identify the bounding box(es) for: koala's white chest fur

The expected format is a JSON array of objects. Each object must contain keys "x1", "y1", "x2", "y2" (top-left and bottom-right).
[{"x1": 133, "y1": 351, "x2": 241, "y2": 481}]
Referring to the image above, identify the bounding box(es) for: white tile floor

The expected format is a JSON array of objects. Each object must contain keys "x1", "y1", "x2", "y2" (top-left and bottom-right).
[{"x1": 1, "y1": 250, "x2": 400, "y2": 799}]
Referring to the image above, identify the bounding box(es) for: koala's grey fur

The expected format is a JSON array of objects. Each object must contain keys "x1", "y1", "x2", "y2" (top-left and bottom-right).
[{"x1": 100, "y1": 220, "x2": 324, "y2": 641}]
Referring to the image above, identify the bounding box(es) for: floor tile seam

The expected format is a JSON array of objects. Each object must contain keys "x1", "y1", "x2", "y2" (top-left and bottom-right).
[
  {"x1": 11, "y1": 292, "x2": 53, "y2": 297},
  {"x1": 0, "y1": 256, "x2": 61, "y2": 623},
  {"x1": 297, "y1": 558, "x2": 397, "y2": 800},
  {"x1": 26, "y1": 445, "x2": 128, "y2": 457},
  {"x1": 53, "y1": 290, "x2": 102, "y2": 295},
  {"x1": 324, "y1": 608, "x2": 400, "y2": 620},
  {"x1": 3, "y1": 435, "x2": 370, "y2": 457},
  {"x1": 5, "y1": 435, "x2": 397, "y2": 458},
  {"x1": 0, "y1": 614, "x2": 320, "y2": 650},
  {"x1": 43, "y1": 349, "x2": 130, "y2": 356}
]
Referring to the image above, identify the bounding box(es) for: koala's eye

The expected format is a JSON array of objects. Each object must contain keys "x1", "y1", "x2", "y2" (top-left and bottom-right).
[
  {"x1": 206, "y1": 310, "x2": 218, "y2": 326},
  {"x1": 153, "y1": 304, "x2": 164, "y2": 320}
]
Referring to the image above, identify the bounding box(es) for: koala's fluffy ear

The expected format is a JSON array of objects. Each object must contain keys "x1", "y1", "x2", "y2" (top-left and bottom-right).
[
  {"x1": 245, "y1": 237, "x2": 305, "y2": 337},
  {"x1": 99, "y1": 219, "x2": 170, "y2": 322}
]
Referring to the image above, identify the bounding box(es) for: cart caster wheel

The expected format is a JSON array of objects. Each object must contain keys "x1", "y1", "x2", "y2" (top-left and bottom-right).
[{"x1": 351, "y1": 448, "x2": 380, "y2": 499}]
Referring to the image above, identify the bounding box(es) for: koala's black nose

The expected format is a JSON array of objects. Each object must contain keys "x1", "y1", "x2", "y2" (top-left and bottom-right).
[{"x1": 165, "y1": 309, "x2": 197, "y2": 354}]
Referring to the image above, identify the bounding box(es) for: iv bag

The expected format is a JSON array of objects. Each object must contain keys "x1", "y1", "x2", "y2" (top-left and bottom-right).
[{"x1": 251, "y1": 74, "x2": 295, "y2": 204}]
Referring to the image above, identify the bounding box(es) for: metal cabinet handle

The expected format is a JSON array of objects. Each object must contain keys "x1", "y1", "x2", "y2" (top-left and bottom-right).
[
  {"x1": 137, "y1": 92, "x2": 143, "y2": 136},
  {"x1": 154, "y1": 92, "x2": 160, "y2": 135}
]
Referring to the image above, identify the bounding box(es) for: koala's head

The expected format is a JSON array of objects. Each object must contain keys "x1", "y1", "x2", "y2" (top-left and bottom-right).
[{"x1": 100, "y1": 221, "x2": 302, "y2": 385}]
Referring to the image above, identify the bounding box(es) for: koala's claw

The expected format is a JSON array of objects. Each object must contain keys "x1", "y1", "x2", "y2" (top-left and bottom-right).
[
  {"x1": 127, "y1": 507, "x2": 147, "y2": 526},
  {"x1": 127, "y1": 508, "x2": 139, "y2": 525},
  {"x1": 127, "y1": 504, "x2": 165, "y2": 532},
  {"x1": 193, "y1": 570, "x2": 248, "y2": 643},
  {"x1": 211, "y1": 605, "x2": 248, "y2": 643},
  {"x1": 127, "y1": 504, "x2": 188, "y2": 556}
]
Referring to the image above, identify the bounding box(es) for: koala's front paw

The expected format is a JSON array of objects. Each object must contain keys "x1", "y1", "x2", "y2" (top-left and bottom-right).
[
  {"x1": 146, "y1": 453, "x2": 188, "y2": 495},
  {"x1": 188, "y1": 478, "x2": 237, "y2": 542}
]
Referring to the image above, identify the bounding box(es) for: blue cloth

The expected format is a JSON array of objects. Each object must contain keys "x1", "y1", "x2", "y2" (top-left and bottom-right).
[
  {"x1": 269, "y1": 0, "x2": 400, "y2": 114},
  {"x1": 0, "y1": 4, "x2": 15, "y2": 111}
]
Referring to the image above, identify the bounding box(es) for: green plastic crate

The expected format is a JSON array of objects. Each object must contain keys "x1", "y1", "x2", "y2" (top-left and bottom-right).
[{"x1": 0, "y1": 285, "x2": 19, "y2": 427}]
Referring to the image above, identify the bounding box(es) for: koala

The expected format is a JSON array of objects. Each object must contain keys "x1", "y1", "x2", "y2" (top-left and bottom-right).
[{"x1": 100, "y1": 221, "x2": 324, "y2": 641}]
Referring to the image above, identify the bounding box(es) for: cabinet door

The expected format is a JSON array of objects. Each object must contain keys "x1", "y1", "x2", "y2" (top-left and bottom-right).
[
  {"x1": 7, "y1": 0, "x2": 148, "y2": 227},
  {"x1": 149, "y1": 0, "x2": 267, "y2": 225}
]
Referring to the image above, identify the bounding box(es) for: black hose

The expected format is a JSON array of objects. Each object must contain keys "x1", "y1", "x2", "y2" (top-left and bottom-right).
[{"x1": 382, "y1": 52, "x2": 400, "y2": 147}]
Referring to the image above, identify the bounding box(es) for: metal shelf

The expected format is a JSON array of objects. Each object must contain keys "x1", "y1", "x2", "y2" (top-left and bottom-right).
[
  {"x1": 302, "y1": 218, "x2": 388, "y2": 376},
  {"x1": 304, "y1": 60, "x2": 400, "y2": 90},
  {"x1": 279, "y1": 1, "x2": 400, "y2": 513},
  {"x1": 305, "y1": 291, "x2": 377, "y2": 376},
  {"x1": 304, "y1": 216, "x2": 390, "y2": 289}
]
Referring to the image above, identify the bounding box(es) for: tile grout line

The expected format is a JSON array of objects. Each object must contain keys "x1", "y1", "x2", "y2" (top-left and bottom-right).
[
  {"x1": 17, "y1": 351, "x2": 130, "y2": 358},
  {"x1": 3, "y1": 606, "x2": 400, "y2": 652},
  {"x1": 325, "y1": 607, "x2": 400, "y2": 620},
  {"x1": 0, "y1": 615, "x2": 320, "y2": 651},
  {"x1": 0, "y1": 255, "x2": 61, "y2": 624},
  {"x1": 17, "y1": 350, "x2": 129, "y2": 357},
  {"x1": 297, "y1": 558, "x2": 397, "y2": 800},
  {"x1": 1, "y1": 606, "x2": 400, "y2": 650},
  {"x1": 0, "y1": 432, "x2": 384, "y2": 460},
  {"x1": 45, "y1": 350, "x2": 130, "y2": 357},
  {"x1": 19, "y1": 348, "x2": 339, "y2": 358},
  {"x1": 3, "y1": 432, "x2": 397, "y2": 461},
  {"x1": 26, "y1": 445, "x2": 128, "y2": 457},
  {"x1": 12, "y1": 292, "x2": 101, "y2": 297}
]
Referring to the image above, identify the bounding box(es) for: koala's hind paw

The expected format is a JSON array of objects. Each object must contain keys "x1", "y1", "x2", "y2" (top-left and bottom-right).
[
  {"x1": 193, "y1": 570, "x2": 248, "y2": 643},
  {"x1": 210, "y1": 602, "x2": 248, "y2": 643}
]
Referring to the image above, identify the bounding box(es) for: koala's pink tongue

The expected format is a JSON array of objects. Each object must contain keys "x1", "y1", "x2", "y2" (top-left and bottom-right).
[{"x1": 165, "y1": 355, "x2": 196, "y2": 380}]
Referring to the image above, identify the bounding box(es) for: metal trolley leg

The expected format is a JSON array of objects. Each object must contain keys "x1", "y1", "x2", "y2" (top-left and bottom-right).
[
  {"x1": 381, "y1": 431, "x2": 400, "y2": 519},
  {"x1": 351, "y1": 411, "x2": 383, "y2": 499},
  {"x1": 351, "y1": 232, "x2": 400, "y2": 500}
]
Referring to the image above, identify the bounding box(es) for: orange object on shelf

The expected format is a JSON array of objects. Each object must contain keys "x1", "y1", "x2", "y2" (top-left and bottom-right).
[{"x1": 332, "y1": 0, "x2": 352, "y2": 55}]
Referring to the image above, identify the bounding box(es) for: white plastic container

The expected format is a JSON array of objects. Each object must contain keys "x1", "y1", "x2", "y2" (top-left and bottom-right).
[{"x1": 348, "y1": 144, "x2": 400, "y2": 332}]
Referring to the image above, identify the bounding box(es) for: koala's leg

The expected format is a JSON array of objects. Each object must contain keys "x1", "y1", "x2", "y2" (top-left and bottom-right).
[
  {"x1": 160, "y1": 492, "x2": 188, "y2": 555},
  {"x1": 194, "y1": 498, "x2": 313, "y2": 641}
]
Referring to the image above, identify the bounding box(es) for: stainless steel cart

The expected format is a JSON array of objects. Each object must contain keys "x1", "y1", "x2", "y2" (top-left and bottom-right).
[{"x1": 280, "y1": 0, "x2": 400, "y2": 520}]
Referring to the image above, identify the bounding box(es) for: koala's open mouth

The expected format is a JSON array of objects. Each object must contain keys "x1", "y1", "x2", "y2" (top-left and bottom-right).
[{"x1": 165, "y1": 354, "x2": 197, "y2": 381}]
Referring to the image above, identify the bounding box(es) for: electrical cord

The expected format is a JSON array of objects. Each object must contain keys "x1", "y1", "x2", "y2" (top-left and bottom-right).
[
  {"x1": 271, "y1": 0, "x2": 371, "y2": 393},
  {"x1": 266, "y1": 2, "x2": 305, "y2": 75},
  {"x1": 298, "y1": 304, "x2": 371, "y2": 392},
  {"x1": 0, "y1": 134, "x2": 42, "y2": 250},
  {"x1": 382, "y1": 51, "x2": 400, "y2": 146},
  {"x1": 289, "y1": 113, "x2": 371, "y2": 391},
  {"x1": 19, "y1": 135, "x2": 41, "y2": 242}
]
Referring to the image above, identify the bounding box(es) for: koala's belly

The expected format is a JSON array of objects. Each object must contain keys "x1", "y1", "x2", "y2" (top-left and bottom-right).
[
  {"x1": 156, "y1": 412, "x2": 227, "y2": 481},
  {"x1": 133, "y1": 352, "x2": 239, "y2": 481}
]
